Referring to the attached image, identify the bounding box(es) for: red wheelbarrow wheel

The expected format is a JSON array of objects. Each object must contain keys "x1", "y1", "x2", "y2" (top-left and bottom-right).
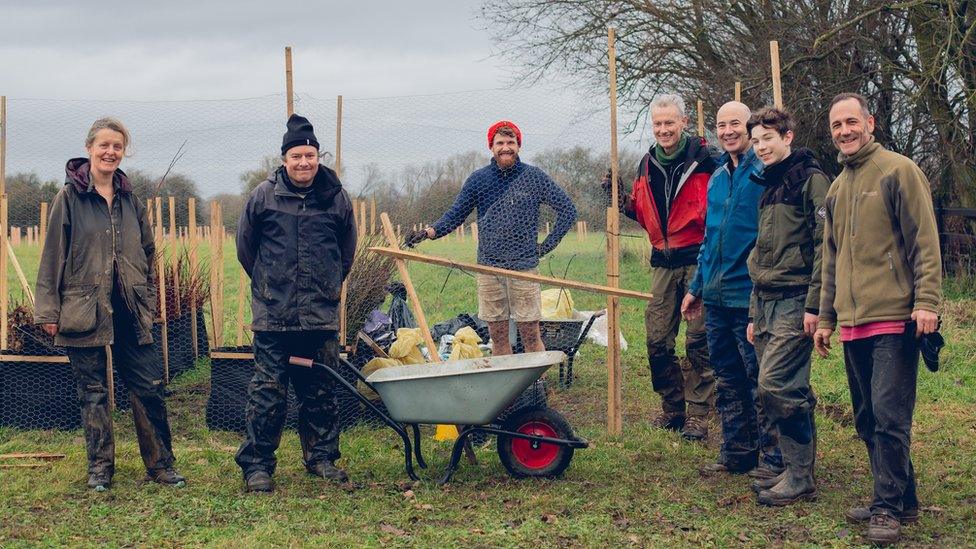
[{"x1": 497, "y1": 407, "x2": 575, "y2": 478}]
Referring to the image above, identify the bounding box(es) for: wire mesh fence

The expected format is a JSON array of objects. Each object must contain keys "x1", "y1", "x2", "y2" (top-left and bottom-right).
[{"x1": 0, "y1": 87, "x2": 632, "y2": 433}]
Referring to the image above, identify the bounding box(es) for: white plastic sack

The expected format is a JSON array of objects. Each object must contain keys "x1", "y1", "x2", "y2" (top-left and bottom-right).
[{"x1": 576, "y1": 310, "x2": 628, "y2": 351}]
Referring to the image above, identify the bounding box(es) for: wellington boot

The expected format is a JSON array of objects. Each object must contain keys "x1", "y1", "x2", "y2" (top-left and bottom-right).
[
  {"x1": 751, "y1": 470, "x2": 786, "y2": 493},
  {"x1": 757, "y1": 436, "x2": 816, "y2": 506}
]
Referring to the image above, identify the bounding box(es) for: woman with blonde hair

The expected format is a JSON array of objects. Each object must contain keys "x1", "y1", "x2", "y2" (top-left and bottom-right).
[{"x1": 35, "y1": 118, "x2": 184, "y2": 491}]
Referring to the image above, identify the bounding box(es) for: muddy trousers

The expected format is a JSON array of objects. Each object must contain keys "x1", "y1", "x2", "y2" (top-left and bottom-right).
[
  {"x1": 235, "y1": 331, "x2": 341, "y2": 478},
  {"x1": 754, "y1": 294, "x2": 817, "y2": 471},
  {"x1": 705, "y1": 305, "x2": 781, "y2": 471},
  {"x1": 644, "y1": 264, "x2": 714, "y2": 417},
  {"x1": 844, "y1": 334, "x2": 919, "y2": 516},
  {"x1": 67, "y1": 299, "x2": 175, "y2": 477}
]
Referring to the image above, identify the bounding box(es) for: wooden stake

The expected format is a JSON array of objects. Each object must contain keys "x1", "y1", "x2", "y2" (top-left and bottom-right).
[
  {"x1": 379, "y1": 213, "x2": 440, "y2": 361},
  {"x1": 188, "y1": 197, "x2": 198, "y2": 357},
  {"x1": 235, "y1": 268, "x2": 247, "y2": 346},
  {"x1": 770, "y1": 41, "x2": 783, "y2": 108},
  {"x1": 106, "y1": 345, "x2": 115, "y2": 411},
  {"x1": 168, "y1": 196, "x2": 179, "y2": 317},
  {"x1": 359, "y1": 201, "x2": 367, "y2": 239},
  {"x1": 335, "y1": 95, "x2": 343, "y2": 178},
  {"x1": 154, "y1": 198, "x2": 169, "y2": 383},
  {"x1": 210, "y1": 203, "x2": 224, "y2": 348},
  {"x1": 6, "y1": 241, "x2": 33, "y2": 305},
  {"x1": 370, "y1": 247, "x2": 653, "y2": 301},
  {"x1": 697, "y1": 99, "x2": 705, "y2": 136},
  {"x1": 545, "y1": 221, "x2": 550, "y2": 236},
  {"x1": 471, "y1": 222, "x2": 478, "y2": 241},
  {"x1": 370, "y1": 197, "x2": 376, "y2": 235},
  {"x1": 606, "y1": 27, "x2": 623, "y2": 434},
  {"x1": 735, "y1": 81, "x2": 742, "y2": 102},
  {"x1": 0, "y1": 98, "x2": 6, "y2": 351},
  {"x1": 285, "y1": 46, "x2": 294, "y2": 117},
  {"x1": 0, "y1": 195, "x2": 8, "y2": 351}
]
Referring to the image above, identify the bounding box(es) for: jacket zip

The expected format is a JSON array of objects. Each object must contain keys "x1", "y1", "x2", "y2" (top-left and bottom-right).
[
  {"x1": 847, "y1": 169, "x2": 858, "y2": 324},
  {"x1": 648, "y1": 155, "x2": 695, "y2": 258}
]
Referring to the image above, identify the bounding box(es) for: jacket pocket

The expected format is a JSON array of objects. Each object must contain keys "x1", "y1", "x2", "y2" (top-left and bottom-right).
[
  {"x1": 58, "y1": 284, "x2": 98, "y2": 334},
  {"x1": 131, "y1": 284, "x2": 156, "y2": 329}
]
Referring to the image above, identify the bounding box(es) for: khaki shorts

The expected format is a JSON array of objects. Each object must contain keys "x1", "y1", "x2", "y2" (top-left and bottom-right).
[{"x1": 476, "y1": 269, "x2": 541, "y2": 323}]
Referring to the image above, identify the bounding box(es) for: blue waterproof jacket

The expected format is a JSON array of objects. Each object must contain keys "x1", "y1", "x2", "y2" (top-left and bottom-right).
[{"x1": 689, "y1": 149, "x2": 764, "y2": 309}]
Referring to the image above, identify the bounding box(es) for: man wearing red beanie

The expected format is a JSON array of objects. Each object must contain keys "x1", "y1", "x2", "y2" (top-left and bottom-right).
[{"x1": 405, "y1": 121, "x2": 577, "y2": 355}]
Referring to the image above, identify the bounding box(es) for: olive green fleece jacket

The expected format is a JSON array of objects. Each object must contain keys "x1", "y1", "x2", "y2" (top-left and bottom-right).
[
  {"x1": 747, "y1": 148, "x2": 830, "y2": 319},
  {"x1": 818, "y1": 138, "x2": 942, "y2": 330}
]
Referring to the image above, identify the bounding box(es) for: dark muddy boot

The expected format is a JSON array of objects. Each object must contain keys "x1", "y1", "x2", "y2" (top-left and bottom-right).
[
  {"x1": 681, "y1": 415, "x2": 708, "y2": 441},
  {"x1": 751, "y1": 470, "x2": 786, "y2": 493},
  {"x1": 652, "y1": 411, "x2": 685, "y2": 432},
  {"x1": 87, "y1": 470, "x2": 112, "y2": 492},
  {"x1": 308, "y1": 461, "x2": 348, "y2": 483},
  {"x1": 245, "y1": 471, "x2": 274, "y2": 493},
  {"x1": 866, "y1": 513, "x2": 901, "y2": 545},
  {"x1": 747, "y1": 462, "x2": 784, "y2": 480},
  {"x1": 757, "y1": 436, "x2": 816, "y2": 506},
  {"x1": 846, "y1": 506, "x2": 918, "y2": 524},
  {"x1": 147, "y1": 467, "x2": 186, "y2": 487}
]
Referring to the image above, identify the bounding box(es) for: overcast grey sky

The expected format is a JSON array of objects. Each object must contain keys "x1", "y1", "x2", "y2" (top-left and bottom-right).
[{"x1": 1, "y1": 0, "x2": 646, "y2": 194}]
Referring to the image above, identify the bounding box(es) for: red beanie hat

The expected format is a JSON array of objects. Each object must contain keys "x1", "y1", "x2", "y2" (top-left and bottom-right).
[{"x1": 487, "y1": 120, "x2": 522, "y2": 149}]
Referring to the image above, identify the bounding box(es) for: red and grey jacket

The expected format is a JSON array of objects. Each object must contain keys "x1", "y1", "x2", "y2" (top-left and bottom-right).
[{"x1": 625, "y1": 136, "x2": 718, "y2": 267}]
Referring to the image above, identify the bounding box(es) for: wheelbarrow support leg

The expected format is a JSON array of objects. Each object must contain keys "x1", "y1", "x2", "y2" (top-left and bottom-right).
[
  {"x1": 439, "y1": 427, "x2": 481, "y2": 485},
  {"x1": 411, "y1": 424, "x2": 427, "y2": 469}
]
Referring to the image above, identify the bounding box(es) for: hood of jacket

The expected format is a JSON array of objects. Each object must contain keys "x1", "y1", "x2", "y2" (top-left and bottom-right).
[{"x1": 65, "y1": 157, "x2": 133, "y2": 194}]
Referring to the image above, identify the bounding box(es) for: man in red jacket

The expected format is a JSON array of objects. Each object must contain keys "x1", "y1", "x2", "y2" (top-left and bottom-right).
[{"x1": 612, "y1": 94, "x2": 719, "y2": 440}]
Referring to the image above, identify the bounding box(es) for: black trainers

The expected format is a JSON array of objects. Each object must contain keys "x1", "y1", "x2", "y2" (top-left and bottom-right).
[
  {"x1": 146, "y1": 468, "x2": 186, "y2": 487},
  {"x1": 308, "y1": 461, "x2": 349, "y2": 483},
  {"x1": 846, "y1": 506, "x2": 918, "y2": 524},
  {"x1": 652, "y1": 412, "x2": 685, "y2": 432},
  {"x1": 866, "y1": 513, "x2": 901, "y2": 545},
  {"x1": 87, "y1": 471, "x2": 112, "y2": 492},
  {"x1": 245, "y1": 471, "x2": 274, "y2": 493},
  {"x1": 681, "y1": 416, "x2": 708, "y2": 441}
]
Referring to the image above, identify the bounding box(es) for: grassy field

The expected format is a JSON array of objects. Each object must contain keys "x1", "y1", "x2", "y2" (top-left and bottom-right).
[{"x1": 1, "y1": 233, "x2": 975, "y2": 547}]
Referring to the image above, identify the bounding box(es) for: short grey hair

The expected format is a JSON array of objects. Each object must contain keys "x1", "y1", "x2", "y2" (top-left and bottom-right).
[
  {"x1": 85, "y1": 117, "x2": 130, "y2": 149},
  {"x1": 651, "y1": 94, "x2": 687, "y2": 117}
]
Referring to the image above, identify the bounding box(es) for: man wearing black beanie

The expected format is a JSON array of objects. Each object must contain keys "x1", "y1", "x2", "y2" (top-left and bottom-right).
[{"x1": 235, "y1": 113, "x2": 357, "y2": 493}]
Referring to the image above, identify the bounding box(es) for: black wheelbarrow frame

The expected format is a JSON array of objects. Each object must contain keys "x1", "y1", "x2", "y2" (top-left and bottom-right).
[{"x1": 289, "y1": 355, "x2": 588, "y2": 484}]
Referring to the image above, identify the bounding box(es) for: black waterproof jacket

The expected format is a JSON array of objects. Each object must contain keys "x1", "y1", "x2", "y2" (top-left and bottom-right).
[
  {"x1": 35, "y1": 158, "x2": 157, "y2": 347},
  {"x1": 237, "y1": 166, "x2": 356, "y2": 332}
]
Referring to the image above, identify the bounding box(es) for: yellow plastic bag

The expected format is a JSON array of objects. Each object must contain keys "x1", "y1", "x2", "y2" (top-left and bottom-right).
[
  {"x1": 388, "y1": 328, "x2": 426, "y2": 364},
  {"x1": 358, "y1": 357, "x2": 402, "y2": 400},
  {"x1": 541, "y1": 288, "x2": 575, "y2": 319},
  {"x1": 449, "y1": 326, "x2": 483, "y2": 361}
]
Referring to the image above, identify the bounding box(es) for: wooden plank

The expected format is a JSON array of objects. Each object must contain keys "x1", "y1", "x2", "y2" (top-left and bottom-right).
[
  {"x1": 770, "y1": 40, "x2": 783, "y2": 108},
  {"x1": 735, "y1": 81, "x2": 742, "y2": 102},
  {"x1": 357, "y1": 331, "x2": 390, "y2": 359},
  {"x1": 209, "y1": 351, "x2": 254, "y2": 360},
  {"x1": 0, "y1": 464, "x2": 47, "y2": 469},
  {"x1": 285, "y1": 47, "x2": 294, "y2": 116},
  {"x1": 369, "y1": 246, "x2": 653, "y2": 302},
  {"x1": 370, "y1": 197, "x2": 376, "y2": 235},
  {"x1": 0, "y1": 452, "x2": 65, "y2": 460},
  {"x1": 606, "y1": 27, "x2": 623, "y2": 434},
  {"x1": 168, "y1": 196, "x2": 180, "y2": 316},
  {"x1": 0, "y1": 354, "x2": 69, "y2": 363}
]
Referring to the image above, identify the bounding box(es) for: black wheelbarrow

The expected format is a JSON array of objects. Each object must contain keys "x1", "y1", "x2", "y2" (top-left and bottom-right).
[{"x1": 289, "y1": 350, "x2": 588, "y2": 484}]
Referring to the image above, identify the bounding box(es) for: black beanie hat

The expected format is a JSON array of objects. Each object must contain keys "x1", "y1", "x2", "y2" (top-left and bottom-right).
[{"x1": 281, "y1": 114, "x2": 320, "y2": 155}]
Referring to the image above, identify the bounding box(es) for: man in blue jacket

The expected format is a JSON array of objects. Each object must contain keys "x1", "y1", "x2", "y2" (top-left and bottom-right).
[
  {"x1": 681, "y1": 102, "x2": 782, "y2": 477},
  {"x1": 405, "y1": 120, "x2": 577, "y2": 355},
  {"x1": 235, "y1": 114, "x2": 358, "y2": 493}
]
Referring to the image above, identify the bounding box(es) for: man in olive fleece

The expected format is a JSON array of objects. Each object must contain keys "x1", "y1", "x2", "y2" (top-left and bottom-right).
[
  {"x1": 744, "y1": 107, "x2": 830, "y2": 506},
  {"x1": 814, "y1": 93, "x2": 942, "y2": 545}
]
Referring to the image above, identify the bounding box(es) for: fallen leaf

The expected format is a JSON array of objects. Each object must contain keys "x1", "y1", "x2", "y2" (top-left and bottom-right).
[
  {"x1": 415, "y1": 503, "x2": 433, "y2": 511},
  {"x1": 403, "y1": 489, "x2": 415, "y2": 499},
  {"x1": 379, "y1": 523, "x2": 406, "y2": 536},
  {"x1": 317, "y1": 495, "x2": 326, "y2": 500},
  {"x1": 922, "y1": 505, "x2": 943, "y2": 513},
  {"x1": 738, "y1": 532, "x2": 749, "y2": 542},
  {"x1": 398, "y1": 481, "x2": 416, "y2": 491},
  {"x1": 542, "y1": 513, "x2": 558, "y2": 524},
  {"x1": 627, "y1": 534, "x2": 641, "y2": 545},
  {"x1": 470, "y1": 528, "x2": 484, "y2": 535}
]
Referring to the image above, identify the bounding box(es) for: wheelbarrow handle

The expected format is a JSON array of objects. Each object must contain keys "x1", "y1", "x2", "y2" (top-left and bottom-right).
[
  {"x1": 566, "y1": 309, "x2": 607, "y2": 356},
  {"x1": 290, "y1": 355, "x2": 382, "y2": 396}
]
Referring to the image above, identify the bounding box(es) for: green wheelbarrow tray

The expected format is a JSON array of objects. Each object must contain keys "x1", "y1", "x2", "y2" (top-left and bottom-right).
[{"x1": 289, "y1": 351, "x2": 588, "y2": 484}]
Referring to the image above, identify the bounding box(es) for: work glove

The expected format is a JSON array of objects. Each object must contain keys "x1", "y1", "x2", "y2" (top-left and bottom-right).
[{"x1": 403, "y1": 227, "x2": 429, "y2": 248}]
